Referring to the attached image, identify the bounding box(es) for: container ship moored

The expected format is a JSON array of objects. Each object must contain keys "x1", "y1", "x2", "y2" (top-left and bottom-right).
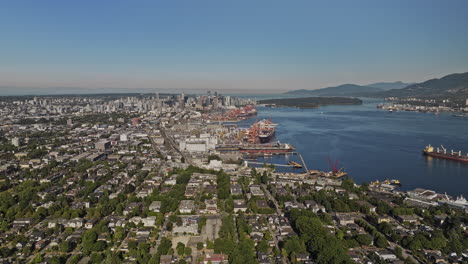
[
  {"x1": 251, "y1": 119, "x2": 277, "y2": 143},
  {"x1": 423, "y1": 145, "x2": 468, "y2": 162},
  {"x1": 259, "y1": 126, "x2": 276, "y2": 143}
]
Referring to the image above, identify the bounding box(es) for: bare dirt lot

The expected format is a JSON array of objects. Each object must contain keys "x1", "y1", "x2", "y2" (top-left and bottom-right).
[{"x1": 200, "y1": 215, "x2": 222, "y2": 242}]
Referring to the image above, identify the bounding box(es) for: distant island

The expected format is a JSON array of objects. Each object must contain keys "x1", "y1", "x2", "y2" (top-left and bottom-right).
[{"x1": 258, "y1": 97, "x2": 362, "y2": 109}]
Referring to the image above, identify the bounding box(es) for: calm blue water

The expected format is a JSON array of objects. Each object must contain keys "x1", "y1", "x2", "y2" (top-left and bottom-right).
[{"x1": 240, "y1": 99, "x2": 468, "y2": 197}]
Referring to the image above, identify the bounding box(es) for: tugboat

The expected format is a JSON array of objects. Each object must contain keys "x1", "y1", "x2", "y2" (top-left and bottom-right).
[{"x1": 423, "y1": 144, "x2": 468, "y2": 162}]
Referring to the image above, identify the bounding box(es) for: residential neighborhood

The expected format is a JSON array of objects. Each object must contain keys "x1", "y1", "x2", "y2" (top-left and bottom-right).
[{"x1": 0, "y1": 93, "x2": 467, "y2": 264}]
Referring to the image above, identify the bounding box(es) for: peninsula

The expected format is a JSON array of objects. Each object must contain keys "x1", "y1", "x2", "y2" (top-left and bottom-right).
[{"x1": 258, "y1": 96, "x2": 363, "y2": 109}]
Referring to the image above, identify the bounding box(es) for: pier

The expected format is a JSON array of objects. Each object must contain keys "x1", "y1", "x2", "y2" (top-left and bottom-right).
[
  {"x1": 246, "y1": 161, "x2": 296, "y2": 167},
  {"x1": 298, "y1": 153, "x2": 309, "y2": 172}
]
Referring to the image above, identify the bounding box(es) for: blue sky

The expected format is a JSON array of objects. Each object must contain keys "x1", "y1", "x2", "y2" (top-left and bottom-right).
[{"x1": 1, "y1": 0, "x2": 468, "y2": 94}]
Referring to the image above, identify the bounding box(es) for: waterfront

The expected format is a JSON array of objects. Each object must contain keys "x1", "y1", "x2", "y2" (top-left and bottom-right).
[{"x1": 241, "y1": 98, "x2": 468, "y2": 197}]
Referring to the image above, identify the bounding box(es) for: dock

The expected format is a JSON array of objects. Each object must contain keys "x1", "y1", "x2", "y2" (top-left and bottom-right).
[
  {"x1": 298, "y1": 153, "x2": 309, "y2": 172},
  {"x1": 288, "y1": 161, "x2": 303, "y2": 168},
  {"x1": 246, "y1": 161, "x2": 295, "y2": 167}
]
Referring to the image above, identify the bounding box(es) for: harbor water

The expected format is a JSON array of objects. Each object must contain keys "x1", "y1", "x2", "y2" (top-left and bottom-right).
[{"x1": 238, "y1": 98, "x2": 468, "y2": 197}]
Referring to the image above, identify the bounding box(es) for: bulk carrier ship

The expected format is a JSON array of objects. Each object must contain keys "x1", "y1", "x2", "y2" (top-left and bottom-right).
[{"x1": 423, "y1": 145, "x2": 468, "y2": 162}]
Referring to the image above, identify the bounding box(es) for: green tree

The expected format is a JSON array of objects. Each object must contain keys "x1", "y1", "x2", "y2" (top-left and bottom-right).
[
  {"x1": 137, "y1": 243, "x2": 150, "y2": 264},
  {"x1": 68, "y1": 254, "x2": 82, "y2": 264},
  {"x1": 427, "y1": 230, "x2": 447, "y2": 250},
  {"x1": 113, "y1": 226, "x2": 125, "y2": 240},
  {"x1": 59, "y1": 240, "x2": 72, "y2": 252},
  {"x1": 104, "y1": 251, "x2": 122, "y2": 264},
  {"x1": 31, "y1": 253, "x2": 44, "y2": 263},
  {"x1": 206, "y1": 240, "x2": 214, "y2": 249},
  {"x1": 184, "y1": 246, "x2": 192, "y2": 256},
  {"x1": 196, "y1": 242, "x2": 204, "y2": 250},
  {"x1": 176, "y1": 242, "x2": 185, "y2": 256},
  {"x1": 256, "y1": 239, "x2": 269, "y2": 253},
  {"x1": 283, "y1": 236, "x2": 306, "y2": 255},
  {"x1": 394, "y1": 246, "x2": 403, "y2": 260},
  {"x1": 214, "y1": 238, "x2": 235, "y2": 254},
  {"x1": 355, "y1": 234, "x2": 372, "y2": 246},
  {"x1": 375, "y1": 235, "x2": 388, "y2": 248},
  {"x1": 90, "y1": 253, "x2": 104, "y2": 263},
  {"x1": 82, "y1": 229, "x2": 98, "y2": 253}
]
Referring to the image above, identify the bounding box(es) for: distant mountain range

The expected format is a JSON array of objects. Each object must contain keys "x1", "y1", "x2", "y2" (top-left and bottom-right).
[
  {"x1": 285, "y1": 84, "x2": 380, "y2": 97},
  {"x1": 365, "y1": 81, "x2": 416, "y2": 90},
  {"x1": 285, "y1": 82, "x2": 415, "y2": 97},
  {"x1": 285, "y1": 72, "x2": 468, "y2": 99},
  {"x1": 380, "y1": 72, "x2": 468, "y2": 99}
]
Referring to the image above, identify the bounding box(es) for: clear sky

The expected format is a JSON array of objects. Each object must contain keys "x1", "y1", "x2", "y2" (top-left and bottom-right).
[{"x1": 1, "y1": 0, "x2": 468, "y2": 94}]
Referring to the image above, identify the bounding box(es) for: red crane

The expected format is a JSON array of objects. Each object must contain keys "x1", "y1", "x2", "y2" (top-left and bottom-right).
[
  {"x1": 248, "y1": 119, "x2": 259, "y2": 143},
  {"x1": 328, "y1": 156, "x2": 339, "y2": 173}
]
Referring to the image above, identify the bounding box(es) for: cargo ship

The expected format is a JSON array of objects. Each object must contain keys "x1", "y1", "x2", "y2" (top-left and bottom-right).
[
  {"x1": 423, "y1": 145, "x2": 468, "y2": 162},
  {"x1": 216, "y1": 141, "x2": 295, "y2": 154},
  {"x1": 249, "y1": 119, "x2": 277, "y2": 143},
  {"x1": 259, "y1": 126, "x2": 275, "y2": 143},
  {"x1": 258, "y1": 131, "x2": 275, "y2": 143}
]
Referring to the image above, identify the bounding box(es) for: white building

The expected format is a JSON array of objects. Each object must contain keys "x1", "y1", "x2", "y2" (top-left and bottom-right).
[
  {"x1": 149, "y1": 201, "x2": 161, "y2": 212},
  {"x1": 12, "y1": 137, "x2": 20, "y2": 147},
  {"x1": 375, "y1": 250, "x2": 397, "y2": 261},
  {"x1": 64, "y1": 218, "x2": 84, "y2": 228},
  {"x1": 179, "y1": 200, "x2": 196, "y2": 214},
  {"x1": 179, "y1": 140, "x2": 207, "y2": 153},
  {"x1": 164, "y1": 175, "x2": 177, "y2": 185},
  {"x1": 142, "y1": 216, "x2": 156, "y2": 227},
  {"x1": 207, "y1": 160, "x2": 223, "y2": 170},
  {"x1": 120, "y1": 134, "x2": 128, "y2": 142},
  {"x1": 178, "y1": 134, "x2": 218, "y2": 153}
]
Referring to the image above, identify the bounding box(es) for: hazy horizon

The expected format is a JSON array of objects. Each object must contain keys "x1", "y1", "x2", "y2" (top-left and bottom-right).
[{"x1": 1, "y1": 0, "x2": 468, "y2": 95}]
